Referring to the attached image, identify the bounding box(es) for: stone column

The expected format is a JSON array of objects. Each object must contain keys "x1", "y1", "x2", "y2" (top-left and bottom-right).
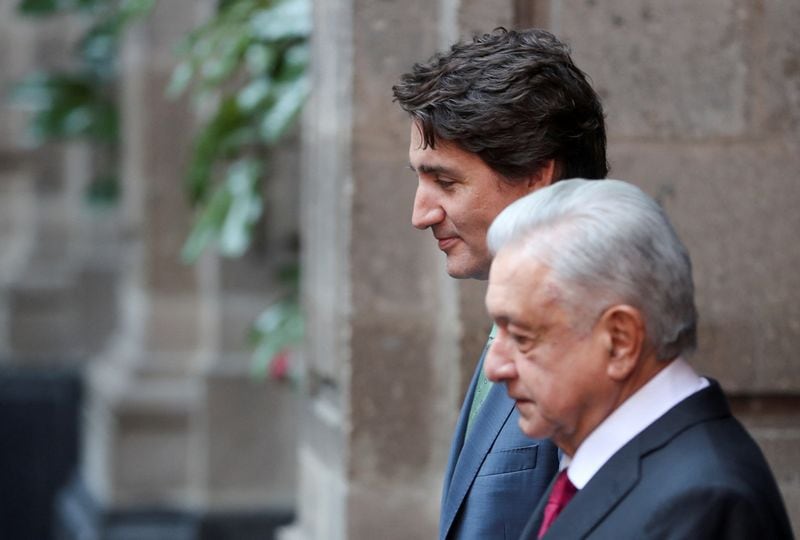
[
  {"x1": 284, "y1": 1, "x2": 517, "y2": 539},
  {"x1": 58, "y1": 1, "x2": 298, "y2": 537}
]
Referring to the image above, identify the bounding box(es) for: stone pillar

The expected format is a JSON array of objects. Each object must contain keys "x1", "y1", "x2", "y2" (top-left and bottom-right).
[
  {"x1": 57, "y1": 1, "x2": 298, "y2": 537},
  {"x1": 541, "y1": 0, "x2": 800, "y2": 528},
  {"x1": 284, "y1": 1, "x2": 517, "y2": 539}
]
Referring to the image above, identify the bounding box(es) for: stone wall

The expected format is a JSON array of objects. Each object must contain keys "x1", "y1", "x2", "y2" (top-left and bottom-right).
[{"x1": 289, "y1": 0, "x2": 799, "y2": 537}]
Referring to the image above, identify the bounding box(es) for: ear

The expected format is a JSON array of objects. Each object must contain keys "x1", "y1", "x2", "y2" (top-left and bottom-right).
[
  {"x1": 525, "y1": 159, "x2": 558, "y2": 192},
  {"x1": 598, "y1": 305, "x2": 646, "y2": 382}
]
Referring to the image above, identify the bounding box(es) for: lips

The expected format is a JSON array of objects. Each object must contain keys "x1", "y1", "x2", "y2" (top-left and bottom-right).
[
  {"x1": 507, "y1": 391, "x2": 533, "y2": 407},
  {"x1": 436, "y1": 236, "x2": 459, "y2": 251}
]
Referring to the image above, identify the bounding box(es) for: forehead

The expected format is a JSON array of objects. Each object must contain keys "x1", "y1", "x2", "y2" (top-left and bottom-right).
[
  {"x1": 408, "y1": 123, "x2": 487, "y2": 172},
  {"x1": 486, "y1": 248, "x2": 563, "y2": 319}
]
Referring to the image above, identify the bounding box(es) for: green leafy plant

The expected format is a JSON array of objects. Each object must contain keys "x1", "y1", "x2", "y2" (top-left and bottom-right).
[
  {"x1": 10, "y1": 0, "x2": 309, "y2": 379},
  {"x1": 169, "y1": 0, "x2": 310, "y2": 261},
  {"x1": 170, "y1": 0, "x2": 309, "y2": 378},
  {"x1": 10, "y1": 0, "x2": 155, "y2": 204}
]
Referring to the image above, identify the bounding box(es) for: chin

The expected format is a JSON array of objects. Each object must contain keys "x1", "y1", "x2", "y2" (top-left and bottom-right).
[
  {"x1": 517, "y1": 416, "x2": 548, "y2": 440},
  {"x1": 446, "y1": 259, "x2": 490, "y2": 280}
]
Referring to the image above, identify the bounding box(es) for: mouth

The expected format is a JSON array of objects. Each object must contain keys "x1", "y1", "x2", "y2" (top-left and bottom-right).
[
  {"x1": 435, "y1": 236, "x2": 459, "y2": 251},
  {"x1": 508, "y1": 392, "x2": 533, "y2": 407}
]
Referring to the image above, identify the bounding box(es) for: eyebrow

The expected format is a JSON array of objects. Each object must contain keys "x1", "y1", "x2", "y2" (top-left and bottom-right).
[
  {"x1": 492, "y1": 315, "x2": 510, "y2": 327},
  {"x1": 407, "y1": 162, "x2": 460, "y2": 177}
]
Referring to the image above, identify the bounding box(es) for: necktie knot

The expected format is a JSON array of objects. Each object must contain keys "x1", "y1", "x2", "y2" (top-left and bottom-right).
[{"x1": 537, "y1": 469, "x2": 577, "y2": 538}]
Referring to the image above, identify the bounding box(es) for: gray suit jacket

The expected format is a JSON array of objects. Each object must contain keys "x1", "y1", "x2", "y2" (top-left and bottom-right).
[
  {"x1": 521, "y1": 381, "x2": 794, "y2": 539},
  {"x1": 440, "y1": 339, "x2": 559, "y2": 540}
]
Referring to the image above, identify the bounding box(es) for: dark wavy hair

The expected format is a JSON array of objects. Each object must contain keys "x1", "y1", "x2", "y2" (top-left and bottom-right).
[{"x1": 392, "y1": 28, "x2": 608, "y2": 181}]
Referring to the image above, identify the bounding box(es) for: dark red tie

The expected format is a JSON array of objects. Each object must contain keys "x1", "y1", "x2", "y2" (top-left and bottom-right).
[{"x1": 537, "y1": 470, "x2": 577, "y2": 539}]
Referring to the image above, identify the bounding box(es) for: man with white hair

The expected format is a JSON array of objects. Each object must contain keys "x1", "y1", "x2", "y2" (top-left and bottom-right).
[{"x1": 484, "y1": 179, "x2": 793, "y2": 539}]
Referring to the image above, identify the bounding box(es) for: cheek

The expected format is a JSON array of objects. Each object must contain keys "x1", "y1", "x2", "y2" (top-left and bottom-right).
[
  {"x1": 453, "y1": 196, "x2": 493, "y2": 230},
  {"x1": 521, "y1": 359, "x2": 568, "y2": 409}
]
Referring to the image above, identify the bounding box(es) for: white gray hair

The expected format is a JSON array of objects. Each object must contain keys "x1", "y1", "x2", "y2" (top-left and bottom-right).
[{"x1": 487, "y1": 179, "x2": 697, "y2": 360}]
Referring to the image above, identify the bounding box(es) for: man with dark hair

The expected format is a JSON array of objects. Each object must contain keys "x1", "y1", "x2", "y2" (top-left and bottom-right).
[{"x1": 392, "y1": 28, "x2": 608, "y2": 540}]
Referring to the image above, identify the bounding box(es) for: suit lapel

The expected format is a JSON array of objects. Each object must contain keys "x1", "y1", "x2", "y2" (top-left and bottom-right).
[
  {"x1": 440, "y1": 380, "x2": 516, "y2": 537},
  {"x1": 440, "y1": 352, "x2": 481, "y2": 513},
  {"x1": 542, "y1": 442, "x2": 640, "y2": 539}
]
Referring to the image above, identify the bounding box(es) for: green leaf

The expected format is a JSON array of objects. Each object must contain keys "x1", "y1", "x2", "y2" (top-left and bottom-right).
[
  {"x1": 79, "y1": 23, "x2": 119, "y2": 67},
  {"x1": 182, "y1": 158, "x2": 264, "y2": 261},
  {"x1": 279, "y1": 41, "x2": 310, "y2": 79},
  {"x1": 219, "y1": 159, "x2": 263, "y2": 256},
  {"x1": 181, "y1": 182, "x2": 234, "y2": 262},
  {"x1": 277, "y1": 262, "x2": 301, "y2": 286},
  {"x1": 119, "y1": 0, "x2": 156, "y2": 19},
  {"x1": 10, "y1": 73, "x2": 117, "y2": 143},
  {"x1": 237, "y1": 78, "x2": 271, "y2": 111},
  {"x1": 244, "y1": 43, "x2": 277, "y2": 76},
  {"x1": 10, "y1": 73, "x2": 59, "y2": 109},
  {"x1": 85, "y1": 172, "x2": 120, "y2": 206},
  {"x1": 250, "y1": 0, "x2": 311, "y2": 41},
  {"x1": 17, "y1": 0, "x2": 62, "y2": 16},
  {"x1": 170, "y1": 0, "x2": 310, "y2": 275},
  {"x1": 185, "y1": 96, "x2": 248, "y2": 203},
  {"x1": 259, "y1": 74, "x2": 308, "y2": 143},
  {"x1": 166, "y1": 61, "x2": 194, "y2": 98}
]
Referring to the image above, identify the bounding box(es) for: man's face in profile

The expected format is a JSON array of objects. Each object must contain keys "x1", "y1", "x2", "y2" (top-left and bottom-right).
[
  {"x1": 408, "y1": 124, "x2": 535, "y2": 280},
  {"x1": 484, "y1": 248, "x2": 611, "y2": 455}
]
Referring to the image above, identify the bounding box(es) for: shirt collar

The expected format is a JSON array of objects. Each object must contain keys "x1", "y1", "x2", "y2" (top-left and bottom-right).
[{"x1": 565, "y1": 357, "x2": 709, "y2": 489}]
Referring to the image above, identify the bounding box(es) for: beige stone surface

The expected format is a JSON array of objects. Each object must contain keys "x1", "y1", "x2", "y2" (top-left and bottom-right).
[
  {"x1": 300, "y1": 0, "x2": 354, "y2": 382},
  {"x1": 204, "y1": 374, "x2": 298, "y2": 508},
  {"x1": 115, "y1": 408, "x2": 192, "y2": 504},
  {"x1": 458, "y1": 0, "x2": 515, "y2": 38},
  {"x1": 610, "y1": 140, "x2": 800, "y2": 392},
  {"x1": 348, "y1": 0, "x2": 448, "y2": 535},
  {"x1": 754, "y1": 0, "x2": 800, "y2": 135},
  {"x1": 562, "y1": 0, "x2": 748, "y2": 139}
]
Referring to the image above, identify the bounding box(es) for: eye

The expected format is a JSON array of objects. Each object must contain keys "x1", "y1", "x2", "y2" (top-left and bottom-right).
[
  {"x1": 512, "y1": 334, "x2": 529, "y2": 346},
  {"x1": 436, "y1": 178, "x2": 456, "y2": 189},
  {"x1": 510, "y1": 332, "x2": 535, "y2": 352}
]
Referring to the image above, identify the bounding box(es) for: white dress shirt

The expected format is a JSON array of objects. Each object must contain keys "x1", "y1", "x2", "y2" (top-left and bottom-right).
[{"x1": 561, "y1": 357, "x2": 709, "y2": 489}]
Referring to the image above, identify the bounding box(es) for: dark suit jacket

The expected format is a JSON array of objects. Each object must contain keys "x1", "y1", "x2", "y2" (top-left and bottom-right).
[
  {"x1": 440, "y1": 339, "x2": 559, "y2": 540},
  {"x1": 522, "y1": 381, "x2": 794, "y2": 539}
]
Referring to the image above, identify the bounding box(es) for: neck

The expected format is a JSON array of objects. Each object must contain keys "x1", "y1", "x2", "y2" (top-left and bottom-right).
[{"x1": 559, "y1": 354, "x2": 673, "y2": 457}]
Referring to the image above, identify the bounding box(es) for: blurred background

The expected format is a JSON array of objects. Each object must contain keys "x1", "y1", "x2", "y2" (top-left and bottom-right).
[{"x1": 0, "y1": 0, "x2": 798, "y2": 539}]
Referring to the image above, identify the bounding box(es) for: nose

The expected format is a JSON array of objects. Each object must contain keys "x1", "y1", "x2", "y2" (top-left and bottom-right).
[
  {"x1": 411, "y1": 183, "x2": 445, "y2": 230},
  {"x1": 484, "y1": 331, "x2": 518, "y2": 383}
]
